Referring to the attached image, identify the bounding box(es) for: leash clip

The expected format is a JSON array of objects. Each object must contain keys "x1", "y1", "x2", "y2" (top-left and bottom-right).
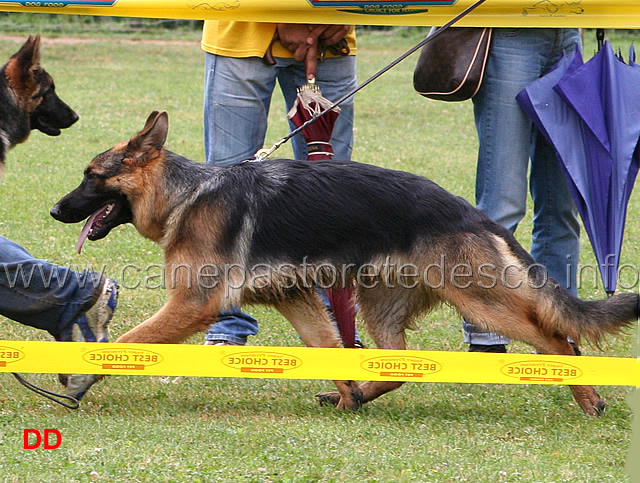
[{"x1": 253, "y1": 136, "x2": 288, "y2": 162}]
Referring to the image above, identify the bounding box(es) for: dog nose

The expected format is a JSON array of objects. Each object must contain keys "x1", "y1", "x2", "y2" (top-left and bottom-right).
[
  {"x1": 67, "y1": 110, "x2": 79, "y2": 128},
  {"x1": 50, "y1": 204, "x2": 61, "y2": 219}
]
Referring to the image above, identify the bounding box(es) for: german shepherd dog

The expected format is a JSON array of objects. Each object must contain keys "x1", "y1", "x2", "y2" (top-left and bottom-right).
[
  {"x1": 51, "y1": 111, "x2": 637, "y2": 416},
  {"x1": 0, "y1": 35, "x2": 78, "y2": 170}
]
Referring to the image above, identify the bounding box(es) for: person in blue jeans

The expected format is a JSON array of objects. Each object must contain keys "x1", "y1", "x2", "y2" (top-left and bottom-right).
[
  {"x1": 0, "y1": 236, "x2": 118, "y2": 397},
  {"x1": 464, "y1": 28, "x2": 582, "y2": 352},
  {"x1": 202, "y1": 21, "x2": 359, "y2": 346}
]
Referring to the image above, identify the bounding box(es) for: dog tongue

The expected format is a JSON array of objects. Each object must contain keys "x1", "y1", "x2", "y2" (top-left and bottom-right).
[{"x1": 76, "y1": 207, "x2": 105, "y2": 254}]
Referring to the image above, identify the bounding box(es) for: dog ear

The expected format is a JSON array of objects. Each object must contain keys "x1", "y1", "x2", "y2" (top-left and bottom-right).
[
  {"x1": 26, "y1": 35, "x2": 41, "y2": 66},
  {"x1": 126, "y1": 111, "x2": 169, "y2": 164},
  {"x1": 5, "y1": 35, "x2": 42, "y2": 87},
  {"x1": 15, "y1": 35, "x2": 41, "y2": 72}
]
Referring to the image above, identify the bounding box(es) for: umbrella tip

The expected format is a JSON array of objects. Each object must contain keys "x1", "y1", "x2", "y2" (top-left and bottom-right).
[
  {"x1": 297, "y1": 77, "x2": 321, "y2": 95},
  {"x1": 305, "y1": 77, "x2": 319, "y2": 91}
]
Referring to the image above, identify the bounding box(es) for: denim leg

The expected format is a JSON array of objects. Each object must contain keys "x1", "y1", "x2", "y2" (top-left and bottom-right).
[
  {"x1": 530, "y1": 131, "x2": 580, "y2": 295},
  {"x1": 202, "y1": 54, "x2": 357, "y2": 344},
  {"x1": 204, "y1": 308, "x2": 259, "y2": 345},
  {"x1": 529, "y1": 30, "x2": 581, "y2": 296},
  {"x1": 203, "y1": 54, "x2": 276, "y2": 339},
  {"x1": 0, "y1": 236, "x2": 102, "y2": 338},
  {"x1": 203, "y1": 53, "x2": 356, "y2": 164},
  {"x1": 463, "y1": 28, "x2": 581, "y2": 345},
  {"x1": 203, "y1": 53, "x2": 278, "y2": 165}
]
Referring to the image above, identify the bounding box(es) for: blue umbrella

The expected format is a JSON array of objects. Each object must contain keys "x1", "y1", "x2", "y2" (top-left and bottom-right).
[{"x1": 517, "y1": 41, "x2": 640, "y2": 293}]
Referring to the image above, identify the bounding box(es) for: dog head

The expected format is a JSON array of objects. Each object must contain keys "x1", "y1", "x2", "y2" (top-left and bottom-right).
[
  {"x1": 51, "y1": 111, "x2": 170, "y2": 252},
  {"x1": 2, "y1": 35, "x2": 79, "y2": 140}
]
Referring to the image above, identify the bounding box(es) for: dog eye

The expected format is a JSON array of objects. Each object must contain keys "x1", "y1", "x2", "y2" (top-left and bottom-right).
[
  {"x1": 87, "y1": 171, "x2": 109, "y2": 181},
  {"x1": 84, "y1": 171, "x2": 101, "y2": 180},
  {"x1": 32, "y1": 84, "x2": 51, "y2": 100}
]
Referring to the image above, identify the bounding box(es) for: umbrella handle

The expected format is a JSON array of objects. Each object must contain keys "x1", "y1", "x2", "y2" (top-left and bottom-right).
[{"x1": 597, "y1": 29, "x2": 605, "y2": 52}]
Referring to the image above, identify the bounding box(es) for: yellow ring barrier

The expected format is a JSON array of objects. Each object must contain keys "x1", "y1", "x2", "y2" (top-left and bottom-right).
[
  {"x1": 0, "y1": 0, "x2": 638, "y2": 28},
  {"x1": 0, "y1": 340, "x2": 637, "y2": 386}
]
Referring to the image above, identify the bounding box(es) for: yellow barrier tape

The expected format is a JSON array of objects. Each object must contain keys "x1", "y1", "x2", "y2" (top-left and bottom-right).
[
  {"x1": 0, "y1": 340, "x2": 637, "y2": 386},
  {"x1": 0, "y1": 0, "x2": 638, "y2": 28}
]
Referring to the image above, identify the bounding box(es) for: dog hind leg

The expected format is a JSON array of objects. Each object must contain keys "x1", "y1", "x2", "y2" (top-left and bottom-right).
[
  {"x1": 525, "y1": 332, "x2": 605, "y2": 416},
  {"x1": 451, "y1": 285, "x2": 606, "y2": 416},
  {"x1": 318, "y1": 285, "x2": 434, "y2": 407},
  {"x1": 520, "y1": 331, "x2": 605, "y2": 416},
  {"x1": 275, "y1": 291, "x2": 364, "y2": 410},
  {"x1": 358, "y1": 286, "x2": 434, "y2": 404}
]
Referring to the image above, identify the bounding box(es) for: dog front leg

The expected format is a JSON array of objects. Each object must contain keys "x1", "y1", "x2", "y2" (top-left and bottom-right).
[{"x1": 117, "y1": 293, "x2": 218, "y2": 344}]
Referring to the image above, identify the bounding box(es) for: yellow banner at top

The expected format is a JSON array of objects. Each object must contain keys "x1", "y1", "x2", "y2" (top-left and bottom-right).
[{"x1": 0, "y1": 0, "x2": 637, "y2": 29}]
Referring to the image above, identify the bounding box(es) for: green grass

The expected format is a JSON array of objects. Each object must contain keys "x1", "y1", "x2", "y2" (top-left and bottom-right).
[{"x1": 0, "y1": 23, "x2": 637, "y2": 481}]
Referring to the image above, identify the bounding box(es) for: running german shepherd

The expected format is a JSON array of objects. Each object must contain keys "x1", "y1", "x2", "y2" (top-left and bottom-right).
[
  {"x1": 0, "y1": 35, "x2": 78, "y2": 170},
  {"x1": 51, "y1": 111, "x2": 637, "y2": 416}
]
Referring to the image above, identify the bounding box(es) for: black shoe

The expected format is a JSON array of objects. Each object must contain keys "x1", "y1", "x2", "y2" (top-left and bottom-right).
[{"x1": 468, "y1": 344, "x2": 507, "y2": 353}]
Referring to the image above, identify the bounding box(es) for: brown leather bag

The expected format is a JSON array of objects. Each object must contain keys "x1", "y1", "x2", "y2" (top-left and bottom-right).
[{"x1": 413, "y1": 27, "x2": 492, "y2": 102}]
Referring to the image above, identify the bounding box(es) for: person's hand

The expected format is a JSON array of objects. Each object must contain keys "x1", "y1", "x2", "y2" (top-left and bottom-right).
[
  {"x1": 276, "y1": 24, "x2": 351, "y2": 81},
  {"x1": 276, "y1": 24, "x2": 316, "y2": 62},
  {"x1": 314, "y1": 25, "x2": 351, "y2": 47},
  {"x1": 305, "y1": 25, "x2": 351, "y2": 80}
]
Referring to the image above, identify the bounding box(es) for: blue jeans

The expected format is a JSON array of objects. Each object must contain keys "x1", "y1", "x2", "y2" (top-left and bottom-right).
[
  {"x1": 463, "y1": 28, "x2": 582, "y2": 345},
  {"x1": 0, "y1": 236, "x2": 103, "y2": 339},
  {"x1": 203, "y1": 53, "x2": 357, "y2": 344},
  {"x1": 204, "y1": 54, "x2": 356, "y2": 165}
]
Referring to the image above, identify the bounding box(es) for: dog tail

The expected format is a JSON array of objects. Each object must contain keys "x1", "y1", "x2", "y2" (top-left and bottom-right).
[
  {"x1": 539, "y1": 288, "x2": 638, "y2": 345},
  {"x1": 482, "y1": 221, "x2": 637, "y2": 345}
]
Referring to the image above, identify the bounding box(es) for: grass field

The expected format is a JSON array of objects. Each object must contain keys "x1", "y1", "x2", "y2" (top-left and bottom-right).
[{"x1": 0, "y1": 20, "x2": 638, "y2": 481}]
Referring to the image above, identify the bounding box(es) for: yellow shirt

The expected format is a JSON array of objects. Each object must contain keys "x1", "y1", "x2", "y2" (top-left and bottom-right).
[{"x1": 201, "y1": 21, "x2": 356, "y2": 59}]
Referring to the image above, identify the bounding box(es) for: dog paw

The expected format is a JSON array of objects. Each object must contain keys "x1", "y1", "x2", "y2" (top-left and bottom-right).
[
  {"x1": 570, "y1": 386, "x2": 606, "y2": 416},
  {"x1": 315, "y1": 391, "x2": 363, "y2": 411},
  {"x1": 316, "y1": 391, "x2": 341, "y2": 407},
  {"x1": 579, "y1": 398, "x2": 606, "y2": 417}
]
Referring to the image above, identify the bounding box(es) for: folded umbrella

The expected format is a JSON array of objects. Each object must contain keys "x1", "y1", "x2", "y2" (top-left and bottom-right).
[
  {"x1": 517, "y1": 41, "x2": 640, "y2": 293},
  {"x1": 288, "y1": 81, "x2": 342, "y2": 160},
  {"x1": 288, "y1": 81, "x2": 357, "y2": 347}
]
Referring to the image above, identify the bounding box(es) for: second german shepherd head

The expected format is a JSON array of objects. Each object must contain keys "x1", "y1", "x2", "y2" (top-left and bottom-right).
[{"x1": 0, "y1": 35, "x2": 79, "y2": 164}]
